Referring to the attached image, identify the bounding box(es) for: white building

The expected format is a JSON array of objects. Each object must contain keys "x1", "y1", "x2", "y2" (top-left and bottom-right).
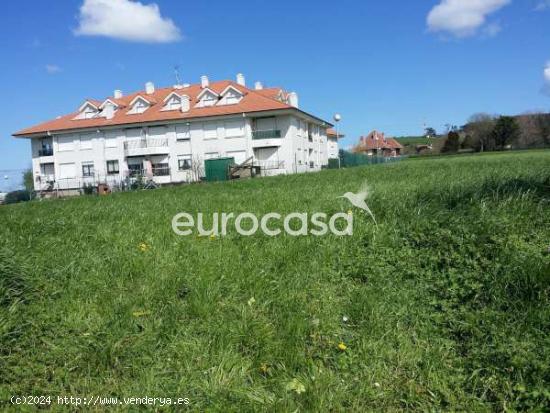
[{"x1": 13, "y1": 74, "x2": 337, "y2": 192}]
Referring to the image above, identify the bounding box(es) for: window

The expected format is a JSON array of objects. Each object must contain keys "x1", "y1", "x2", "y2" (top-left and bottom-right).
[
  {"x1": 164, "y1": 95, "x2": 181, "y2": 110},
  {"x1": 152, "y1": 163, "x2": 170, "y2": 176},
  {"x1": 129, "y1": 98, "x2": 149, "y2": 114},
  {"x1": 255, "y1": 117, "x2": 276, "y2": 131},
  {"x1": 58, "y1": 163, "x2": 76, "y2": 179},
  {"x1": 58, "y1": 136, "x2": 75, "y2": 152},
  {"x1": 80, "y1": 134, "x2": 93, "y2": 150},
  {"x1": 106, "y1": 160, "x2": 119, "y2": 175},
  {"x1": 82, "y1": 161, "x2": 95, "y2": 177},
  {"x1": 204, "y1": 152, "x2": 219, "y2": 159},
  {"x1": 220, "y1": 88, "x2": 242, "y2": 105},
  {"x1": 105, "y1": 132, "x2": 118, "y2": 148},
  {"x1": 225, "y1": 120, "x2": 244, "y2": 138},
  {"x1": 204, "y1": 123, "x2": 218, "y2": 140},
  {"x1": 40, "y1": 163, "x2": 54, "y2": 176},
  {"x1": 128, "y1": 163, "x2": 143, "y2": 177},
  {"x1": 176, "y1": 124, "x2": 190, "y2": 140},
  {"x1": 178, "y1": 155, "x2": 192, "y2": 171},
  {"x1": 84, "y1": 109, "x2": 96, "y2": 119},
  {"x1": 197, "y1": 91, "x2": 218, "y2": 107},
  {"x1": 39, "y1": 139, "x2": 53, "y2": 156},
  {"x1": 226, "y1": 150, "x2": 246, "y2": 164}
]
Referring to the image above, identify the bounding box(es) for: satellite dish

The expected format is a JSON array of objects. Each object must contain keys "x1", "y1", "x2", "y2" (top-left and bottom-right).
[{"x1": 333, "y1": 113, "x2": 342, "y2": 122}]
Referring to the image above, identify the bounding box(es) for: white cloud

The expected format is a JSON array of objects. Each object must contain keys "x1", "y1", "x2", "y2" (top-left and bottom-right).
[
  {"x1": 543, "y1": 62, "x2": 550, "y2": 96},
  {"x1": 427, "y1": 0, "x2": 510, "y2": 38},
  {"x1": 74, "y1": 0, "x2": 182, "y2": 43},
  {"x1": 535, "y1": 0, "x2": 550, "y2": 11},
  {"x1": 45, "y1": 64, "x2": 62, "y2": 74}
]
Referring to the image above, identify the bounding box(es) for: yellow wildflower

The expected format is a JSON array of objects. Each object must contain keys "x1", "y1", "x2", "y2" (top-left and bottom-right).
[
  {"x1": 338, "y1": 342, "x2": 347, "y2": 351},
  {"x1": 347, "y1": 210, "x2": 353, "y2": 215},
  {"x1": 209, "y1": 233, "x2": 216, "y2": 240},
  {"x1": 138, "y1": 242, "x2": 149, "y2": 252},
  {"x1": 260, "y1": 363, "x2": 269, "y2": 374}
]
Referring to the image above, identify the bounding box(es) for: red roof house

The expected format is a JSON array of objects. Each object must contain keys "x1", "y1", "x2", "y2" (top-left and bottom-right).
[{"x1": 352, "y1": 130, "x2": 403, "y2": 157}]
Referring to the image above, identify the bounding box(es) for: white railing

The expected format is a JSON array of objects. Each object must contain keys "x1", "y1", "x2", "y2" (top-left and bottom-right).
[
  {"x1": 123, "y1": 137, "x2": 169, "y2": 150},
  {"x1": 256, "y1": 160, "x2": 285, "y2": 170}
]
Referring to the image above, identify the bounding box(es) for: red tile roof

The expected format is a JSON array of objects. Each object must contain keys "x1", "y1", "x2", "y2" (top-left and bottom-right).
[
  {"x1": 14, "y1": 81, "x2": 326, "y2": 137},
  {"x1": 353, "y1": 130, "x2": 403, "y2": 152},
  {"x1": 326, "y1": 128, "x2": 344, "y2": 138}
]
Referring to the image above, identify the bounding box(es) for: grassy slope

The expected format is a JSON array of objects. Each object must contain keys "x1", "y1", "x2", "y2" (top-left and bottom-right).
[{"x1": 1, "y1": 151, "x2": 549, "y2": 411}]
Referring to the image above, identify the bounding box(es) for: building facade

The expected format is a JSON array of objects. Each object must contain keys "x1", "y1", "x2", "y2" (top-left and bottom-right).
[
  {"x1": 326, "y1": 128, "x2": 344, "y2": 159},
  {"x1": 14, "y1": 75, "x2": 336, "y2": 192}
]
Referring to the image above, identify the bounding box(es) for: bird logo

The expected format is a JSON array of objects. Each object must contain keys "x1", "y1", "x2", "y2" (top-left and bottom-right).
[{"x1": 338, "y1": 183, "x2": 377, "y2": 225}]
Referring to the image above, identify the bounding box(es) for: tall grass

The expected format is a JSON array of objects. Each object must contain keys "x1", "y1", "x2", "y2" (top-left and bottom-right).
[{"x1": 0, "y1": 150, "x2": 549, "y2": 411}]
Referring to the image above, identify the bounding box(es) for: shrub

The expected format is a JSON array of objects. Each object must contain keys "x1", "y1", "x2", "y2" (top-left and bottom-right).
[
  {"x1": 4, "y1": 190, "x2": 32, "y2": 204},
  {"x1": 82, "y1": 184, "x2": 95, "y2": 195}
]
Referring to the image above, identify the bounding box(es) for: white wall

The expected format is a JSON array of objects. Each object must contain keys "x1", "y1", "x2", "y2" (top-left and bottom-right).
[{"x1": 29, "y1": 113, "x2": 330, "y2": 190}]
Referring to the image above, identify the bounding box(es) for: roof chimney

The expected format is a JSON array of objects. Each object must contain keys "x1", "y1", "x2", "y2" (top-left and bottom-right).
[
  {"x1": 254, "y1": 81, "x2": 263, "y2": 90},
  {"x1": 236, "y1": 73, "x2": 246, "y2": 86},
  {"x1": 200, "y1": 75, "x2": 209, "y2": 89},
  {"x1": 145, "y1": 81, "x2": 155, "y2": 94},
  {"x1": 181, "y1": 95, "x2": 190, "y2": 113},
  {"x1": 288, "y1": 91, "x2": 299, "y2": 108},
  {"x1": 114, "y1": 89, "x2": 123, "y2": 99}
]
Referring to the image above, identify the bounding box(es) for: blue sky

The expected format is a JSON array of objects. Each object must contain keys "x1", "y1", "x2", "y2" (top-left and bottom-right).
[{"x1": 1, "y1": 0, "x2": 549, "y2": 176}]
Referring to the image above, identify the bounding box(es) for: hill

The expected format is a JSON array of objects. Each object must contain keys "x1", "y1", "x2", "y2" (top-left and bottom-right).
[{"x1": 1, "y1": 151, "x2": 549, "y2": 411}]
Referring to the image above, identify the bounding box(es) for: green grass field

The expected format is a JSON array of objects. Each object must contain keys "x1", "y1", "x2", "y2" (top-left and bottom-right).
[{"x1": 1, "y1": 151, "x2": 549, "y2": 411}]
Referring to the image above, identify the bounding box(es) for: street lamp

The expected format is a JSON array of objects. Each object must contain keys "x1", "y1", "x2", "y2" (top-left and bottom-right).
[{"x1": 333, "y1": 114, "x2": 341, "y2": 168}]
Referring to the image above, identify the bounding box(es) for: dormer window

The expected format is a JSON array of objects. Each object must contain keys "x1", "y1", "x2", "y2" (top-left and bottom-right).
[
  {"x1": 196, "y1": 88, "x2": 218, "y2": 108},
  {"x1": 128, "y1": 96, "x2": 150, "y2": 114},
  {"x1": 83, "y1": 107, "x2": 97, "y2": 119},
  {"x1": 162, "y1": 92, "x2": 182, "y2": 111},
  {"x1": 218, "y1": 86, "x2": 243, "y2": 106},
  {"x1": 75, "y1": 101, "x2": 99, "y2": 120}
]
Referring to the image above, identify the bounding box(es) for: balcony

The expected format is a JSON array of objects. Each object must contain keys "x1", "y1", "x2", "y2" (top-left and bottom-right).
[
  {"x1": 152, "y1": 165, "x2": 170, "y2": 176},
  {"x1": 38, "y1": 148, "x2": 54, "y2": 157},
  {"x1": 124, "y1": 138, "x2": 170, "y2": 156},
  {"x1": 251, "y1": 129, "x2": 283, "y2": 148},
  {"x1": 252, "y1": 129, "x2": 281, "y2": 140},
  {"x1": 256, "y1": 160, "x2": 285, "y2": 170}
]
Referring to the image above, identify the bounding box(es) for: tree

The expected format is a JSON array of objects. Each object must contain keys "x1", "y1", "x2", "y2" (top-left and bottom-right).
[
  {"x1": 441, "y1": 131, "x2": 460, "y2": 153},
  {"x1": 463, "y1": 113, "x2": 496, "y2": 152},
  {"x1": 534, "y1": 113, "x2": 550, "y2": 146},
  {"x1": 492, "y1": 116, "x2": 520, "y2": 149},
  {"x1": 23, "y1": 169, "x2": 34, "y2": 192},
  {"x1": 424, "y1": 127, "x2": 437, "y2": 138}
]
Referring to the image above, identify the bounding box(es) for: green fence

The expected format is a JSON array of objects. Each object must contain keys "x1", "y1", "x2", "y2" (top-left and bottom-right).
[{"x1": 328, "y1": 151, "x2": 405, "y2": 169}]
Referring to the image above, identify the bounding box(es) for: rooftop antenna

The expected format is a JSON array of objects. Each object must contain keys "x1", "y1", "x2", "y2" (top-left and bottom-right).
[{"x1": 174, "y1": 65, "x2": 182, "y2": 85}]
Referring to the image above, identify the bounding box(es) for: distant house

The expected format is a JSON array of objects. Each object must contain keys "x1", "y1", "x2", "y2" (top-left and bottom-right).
[
  {"x1": 0, "y1": 193, "x2": 6, "y2": 204},
  {"x1": 326, "y1": 128, "x2": 344, "y2": 159},
  {"x1": 352, "y1": 130, "x2": 403, "y2": 157}
]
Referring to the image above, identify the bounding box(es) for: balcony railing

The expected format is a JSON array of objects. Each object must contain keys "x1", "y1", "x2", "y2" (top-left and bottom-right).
[
  {"x1": 256, "y1": 160, "x2": 285, "y2": 170},
  {"x1": 39, "y1": 148, "x2": 53, "y2": 157},
  {"x1": 152, "y1": 166, "x2": 170, "y2": 176},
  {"x1": 252, "y1": 129, "x2": 281, "y2": 140},
  {"x1": 123, "y1": 138, "x2": 169, "y2": 150}
]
